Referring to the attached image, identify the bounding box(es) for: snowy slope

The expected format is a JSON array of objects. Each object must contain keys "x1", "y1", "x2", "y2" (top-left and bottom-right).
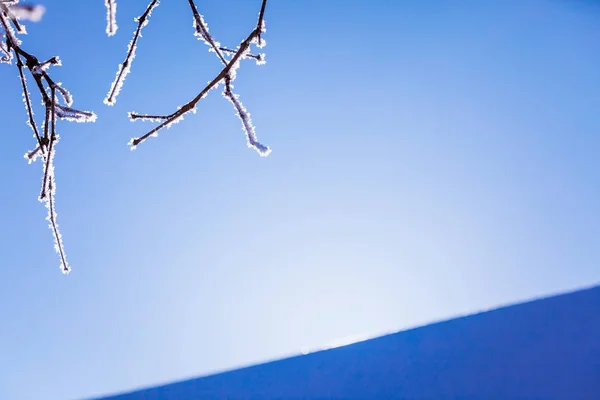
[{"x1": 95, "y1": 285, "x2": 600, "y2": 400}]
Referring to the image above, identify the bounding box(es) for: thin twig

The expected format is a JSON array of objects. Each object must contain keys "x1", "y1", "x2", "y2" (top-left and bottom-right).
[
  {"x1": 104, "y1": 0, "x2": 159, "y2": 105},
  {"x1": 40, "y1": 87, "x2": 55, "y2": 200},
  {"x1": 105, "y1": 0, "x2": 117, "y2": 36},
  {"x1": 14, "y1": 50, "x2": 45, "y2": 154},
  {"x1": 219, "y1": 46, "x2": 263, "y2": 61}
]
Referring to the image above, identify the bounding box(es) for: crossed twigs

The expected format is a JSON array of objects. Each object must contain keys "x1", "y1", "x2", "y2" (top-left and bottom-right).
[{"x1": 105, "y1": 0, "x2": 271, "y2": 155}]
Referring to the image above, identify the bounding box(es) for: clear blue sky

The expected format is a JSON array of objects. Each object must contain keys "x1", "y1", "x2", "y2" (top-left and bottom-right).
[{"x1": 0, "y1": 1, "x2": 599, "y2": 399}]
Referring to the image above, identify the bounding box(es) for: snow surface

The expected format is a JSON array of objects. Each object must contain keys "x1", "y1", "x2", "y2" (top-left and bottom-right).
[{"x1": 94, "y1": 284, "x2": 600, "y2": 400}]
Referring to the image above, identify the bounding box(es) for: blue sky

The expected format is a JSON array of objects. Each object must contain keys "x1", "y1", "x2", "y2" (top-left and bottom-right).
[{"x1": 0, "y1": 0, "x2": 599, "y2": 399}]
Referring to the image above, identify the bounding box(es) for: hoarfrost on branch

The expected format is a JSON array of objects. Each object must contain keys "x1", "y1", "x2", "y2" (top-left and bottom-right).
[
  {"x1": 1, "y1": 0, "x2": 96, "y2": 273},
  {"x1": 109, "y1": 0, "x2": 272, "y2": 156},
  {"x1": 2, "y1": 0, "x2": 275, "y2": 274}
]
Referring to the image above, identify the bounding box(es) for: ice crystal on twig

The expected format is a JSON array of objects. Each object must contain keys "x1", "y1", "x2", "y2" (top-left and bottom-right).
[
  {"x1": 4, "y1": 2, "x2": 44, "y2": 22},
  {"x1": 223, "y1": 77, "x2": 270, "y2": 156},
  {"x1": 105, "y1": 0, "x2": 117, "y2": 36}
]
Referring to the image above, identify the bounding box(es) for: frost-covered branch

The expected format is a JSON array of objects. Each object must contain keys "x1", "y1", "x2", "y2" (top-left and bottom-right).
[
  {"x1": 104, "y1": 0, "x2": 159, "y2": 105},
  {"x1": 107, "y1": 0, "x2": 271, "y2": 156},
  {"x1": 1, "y1": 1, "x2": 96, "y2": 273},
  {"x1": 105, "y1": 0, "x2": 117, "y2": 36}
]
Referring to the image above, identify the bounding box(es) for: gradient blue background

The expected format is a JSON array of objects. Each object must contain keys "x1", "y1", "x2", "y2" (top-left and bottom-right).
[{"x1": 0, "y1": 1, "x2": 599, "y2": 399}]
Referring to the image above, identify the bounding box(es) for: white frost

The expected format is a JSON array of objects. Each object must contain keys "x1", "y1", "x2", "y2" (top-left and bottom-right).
[{"x1": 105, "y1": 0, "x2": 118, "y2": 36}]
